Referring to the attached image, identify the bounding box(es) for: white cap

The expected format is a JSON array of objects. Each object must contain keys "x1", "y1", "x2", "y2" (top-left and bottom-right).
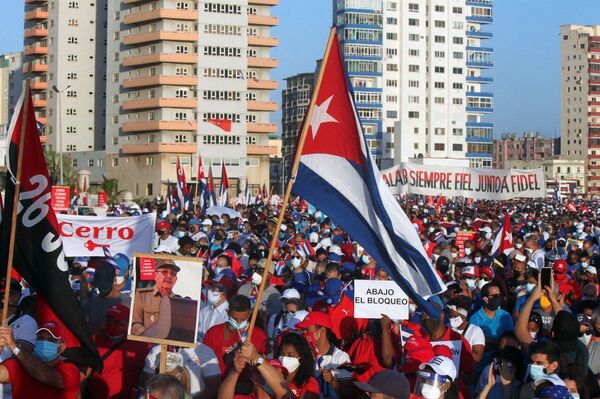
[
  {"x1": 281, "y1": 288, "x2": 301, "y2": 301},
  {"x1": 420, "y1": 355, "x2": 457, "y2": 381},
  {"x1": 585, "y1": 266, "x2": 597, "y2": 275},
  {"x1": 309, "y1": 232, "x2": 319, "y2": 243},
  {"x1": 479, "y1": 226, "x2": 492, "y2": 234},
  {"x1": 280, "y1": 224, "x2": 288, "y2": 232},
  {"x1": 201, "y1": 219, "x2": 213, "y2": 226},
  {"x1": 153, "y1": 245, "x2": 174, "y2": 254},
  {"x1": 329, "y1": 245, "x2": 343, "y2": 256},
  {"x1": 514, "y1": 253, "x2": 527, "y2": 263},
  {"x1": 576, "y1": 223, "x2": 585, "y2": 229}
]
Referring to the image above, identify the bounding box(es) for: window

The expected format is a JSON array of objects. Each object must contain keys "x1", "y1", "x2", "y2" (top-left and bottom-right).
[
  {"x1": 453, "y1": 83, "x2": 463, "y2": 89},
  {"x1": 67, "y1": 54, "x2": 78, "y2": 61},
  {"x1": 68, "y1": 1, "x2": 79, "y2": 8},
  {"x1": 175, "y1": 67, "x2": 189, "y2": 76},
  {"x1": 386, "y1": 79, "x2": 398, "y2": 87},
  {"x1": 112, "y1": 137, "x2": 118, "y2": 145},
  {"x1": 409, "y1": 65, "x2": 419, "y2": 72},
  {"x1": 408, "y1": 3, "x2": 419, "y2": 12},
  {"x1": 408, "y1": 34, "x2": 419, "y2": 41},
  {"x1": 175, "y1": 134, "x2": 188, "y2": 143},
  {"x1": 452, "y1": 67, "x2": 463, "y2": 75},
  {"x1": 453, "y1": 98, "x2": 463, "y2": 105},
  {"x1": 409, "y1": 49, "x2": 419, "y2": 56},
  {"x1": 67, "y1": 72, "x2": 77, "y2": 79},
  {"x1": 176, "y1": 1, "x2": 190, "y2": 10},
  {"x1": 434, "y1": 36, "x2": 445, "y2": 43},
  {"x1": 145, "y1": 157, "x2": 153, "y2": 166},
  {"x1": 66, "y1": 90, "x2": 77, "y2": 97},
  {"x1": 408, "y1": 111, "x2": 419, "y2": 118},
  {"x1": 175, "y1": 89, "x2": 188, "y2": 98},
  {"x1": 408, "y1": 96, "x2": 419, "y2": 103},
  {"x1": 175, "y1": 112, "x2": 188, "y2": 120},
  {"x1": 97, "y1": 159, "x2": 103, "y2": 167},
  {"x1": 408, "y1": 80, "x2": 419, "y2": 88},
  {"x1": 434, "y1": 51, "x2": 445, "y2": 58},
  {"x1": 434, "y1": 143, "x2": 445, "y2": 151},
  {"x1": 203, "y1": 46, "x2": 242, "y2": 57},
  {"x1": 453, "y1": 37, "x2": 464, "y2": 45},
  {"x1": 434, "y1": 128, "x2": 445, "y2": 135},
  {"x1": 408, "y1": 18, "x2": 419, "y2": 26},
  {"x1": 66, "y1": 126, "x2": 77, "y2": 133},
  {"x1": 386, "y1": 110, "x2": 398, "y2": 118},
  {"x1": 452, "y1": 7, "x2": 462, "y2": 14},
  {"x1": 387, "y1": 17, "x2": 397, "y2": 25},
  {"x1": 386, "y1": 48, "x2": 398, "y2": 57},
  {"x1": 112, "y1": 158, "x2": 118, "y2": 167},
  {"x1": 68, "y1": 19, "x2": 79, "y2": 26},
  {"x1": 386, "y1": 33, "x2": 398, "y2": 40},
  {"x1": 434, "y1": 20, "x2": 445, "y2": 28},
  {"x1": 66, "y1": 108, "x2": 77, "y2": 115},
  {"x1": 453, "y1": 22, "x2": 464, "y2": 30},
  {"x1": 434, "y1": 5, "x2": 445, "y2": 12},
  {"x1": 452, "y1": 144, "x2": 463, "y2": 151},
  {"x1": 66, "y1": 145, "x2": 77, "y2": 152},
  {"x1": 203, "y1": 90, "x2": 241, "y2": 101},
  {"x1": 176, "y1": 45, "x2": 190, "y2": 54},
  {"x1": 87, "y1": 159, "x2": 94, "y2": 167},
  {"x1": 67, "y1": 37, "x2": 78, "y2": 44},
  {"x1": 112, "y1": 116, "x2": 118, "y2": 124},
  {"x1": 434, "y1": 66, "x2": 445, "y2": 73},
  {"x1": 453, "y1": 52, "x2": 463, "y2": 59},
  {"x1": 453, "y1": 128, "x2": 464, "y2": 136},
  {"x1": 386, "y1": 63, "x2": 398, "y2": 71},
  {"x1": 434, "y1": 82, "x2": 445, "y2": 89},
  {"x1": 434, "y1": 97, "x2": 445, "y2": 104}
]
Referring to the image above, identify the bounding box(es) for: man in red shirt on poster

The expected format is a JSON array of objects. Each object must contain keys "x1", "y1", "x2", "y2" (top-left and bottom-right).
[
  {"x1": 88, "y1": 304, "x2": 151, "y2": 399},
  {"x1": 0, "y1": 321, "x2": 80, "y2": 399}
]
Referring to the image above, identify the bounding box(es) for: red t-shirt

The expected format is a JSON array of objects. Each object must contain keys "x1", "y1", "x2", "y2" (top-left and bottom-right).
[
  {"x1": 3, "y1": 358, "x2": 80, "y2": 399},
  {"x1": 289, "y1": 376, "x2": 320, "y2": 398},
  {"x1": 203, "y1": 322, "x2": 267, "y2": 376},
  {"x1": 89, "y1": 334, "x2": 151, "y2": 399}
]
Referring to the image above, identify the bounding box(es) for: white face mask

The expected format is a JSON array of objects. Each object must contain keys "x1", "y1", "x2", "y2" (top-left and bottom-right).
[
  {"x1": 291, "y1": 257, "x2": 302, "y2": 269},
  {"x1": 477, "y1": 279, "x2": 488, "y2": 289},
  {"x1": 580, "y1": 333, "x2": 592, "y2": 346},
  {"x1": 515, "y1": 243, "x2": 523, "y2": 249},
  {"x1": 449, "y1": 315, "x2": 463, "y2": 329},
  {"x1": 571, "y1": 393, "x2": 580, "y2": 399},
  {"x1": 207, "y1": 290, "x2": 222, "y2": 305},
  {"x1": 420, "y1": 384, "x2": 443, "y2": 399},
  {"x1": 361, "y1": 255, "x2": 371, "y2": 264},
  {"x1": 452, "y1": 252, "x2": 458, "y2": 259},
  {"x1": 474, "y1": 257, "x2": 482, "y2": 263},
  {"x1": 251, "y1": 272, "x2": 263, "y2": 286},
  {"x1": 432, "y1": 254, "x2": 439, "y2": 262},
  {"x1": 278, "y1": 356, "x2": 300, "y2": 373},
  {"x1": 409, "y1": 303, "x2": 417, "y2": 315},
  {"x1": 465, "y1": 247, "x2": 472, "y2": 256},
  {"x1": 529, "y1": 331, "x2": 537, "y2": 339}
]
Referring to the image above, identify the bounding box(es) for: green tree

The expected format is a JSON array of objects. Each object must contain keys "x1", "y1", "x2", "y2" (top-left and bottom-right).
[
  {"x1": 44, "y1": 149, "x2": 77, "y2": 187},
  {"x1": 100, "y1": 175, "x2": 125, "y2": 204}
]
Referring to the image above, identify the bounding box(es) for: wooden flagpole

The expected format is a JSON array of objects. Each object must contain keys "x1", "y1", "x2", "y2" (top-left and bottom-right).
[
  {"x1": 246, "y1": 27, "x2": 338, "y2": 338},
  {"x1": 159, "y1": 343, "x2": 167, "y2": 374},
  {"x1": 3, "y1": 81, "x2": 31, "y2": 322}
]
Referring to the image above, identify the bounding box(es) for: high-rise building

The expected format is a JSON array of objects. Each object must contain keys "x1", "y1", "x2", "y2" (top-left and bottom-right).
[
  {"x1": 0, "y1": 52, "x2": 24, "y2": 167},
  {"x1": 493, "y1": 132, "x2": 559, "y2": 169},
  {"x1": 560, "y1": 25, "x2": 600, "y2": 194},
  {"x1": 281, "y1": 71, "x2": 315, "y2": 156},
  {"x1": 23, "y1": 0, "x2": 108, "y2": 158},
  {"x1": 105, "y1": 0, "x2": 279, "y2": 198},
  {"x1": 333, "y1": 0, "x2": 493, "y2": 168}
]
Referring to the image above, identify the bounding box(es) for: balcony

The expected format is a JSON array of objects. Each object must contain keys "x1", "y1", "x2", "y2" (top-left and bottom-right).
[
  {"x1": 248, "y1": 57, "x2": 278, "y2": 68},
  {"x1": 122, "y1": 31, "x2": 197, "y2": 45},
  {"x1": 37, "y1": 117, "x2": 47, "y2": 125},
  {"x1": 466, "y1": 91, "x2": 493, "y2": 98},
  {"x1": 466, "y1": 15, "x2": 493, "y2": 24},
  {"x1": 248, "y1": 15, "x2": 279, "y2": 27},
  {"x1": 122, "y1": 98, "x2": 197, "y2": 110},
  {"x1": 247, "y1": 100, "x2": 278, "y2": 112},
  {"x1": 121, "y1": 143, "x2": 196, "y2": 154},
  {"x1": 247, "y1": 79, "x2": 278, "y2": 90},
  {"x1": 123, "y1": 9, "x2": 198, "y2": 24},
  {"x1": 466, "y1": 106, "x2": 493, "y2": 114},
  {"x1": 24, "y1": 8, "x2": 48, "y2": 20},
  {"x1": 466, "y1": 30, "x2": 493, "y2": 39},
  {"x1": 466, "y1": 76, "x2": 493, "y2": 84},
  {"x1": 122, "y1": 120, "x2": 197, "y2": 132},
  {"x1": 248, "y1": 36, "x2": 279, "y2": 47},
  {"x1": 24, "y1": 45, "x2": 48, "y2": 56},
  {"x1": 123, "y1": 53, "x2": 197, "y2": 66},
  {"x1": 32, "y1": 98, "x2": 47, "y2": 107},
  {"x1": 247, "y1": 122, "x2": 277, "y2": 134},
  {"x1": 24, "y1": 27, "x2": 48, "y2": 37},
  {"x1": 247, "y1": 144, "x2": 278, "y2": 156},
  {"x1": 30, "y1": 80, "x2": 48, "y2": 90},
  {"x1": 122, "y1": 75, "x2": 197, "y2": 89},
  {"x1": 249, "y1": 0, "x2": 279, "y2": 4},
  {"x1": 26, "y1": 62, "x2": 48, "y2": 73},
  {"x1": 466, "y1": 0, "x2": 493, "y2": 6}
]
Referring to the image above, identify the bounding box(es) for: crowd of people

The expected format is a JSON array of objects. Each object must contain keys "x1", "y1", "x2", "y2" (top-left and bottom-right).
[{"x1": 1, "y1": 197, "x2": 600, "y2": 399}]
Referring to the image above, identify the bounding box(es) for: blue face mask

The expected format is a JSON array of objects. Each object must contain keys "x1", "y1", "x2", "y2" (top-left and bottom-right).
[
  {"x1": 210, "y1": 244, "x2": 221, "y2": 252},
  {"x1": 528, "y1": 364, "x2": 546, "y2": 381},
  {"x1": 176, "y1": 231, "x2": 186, "y2": 238},
  {"x1": 526, "y1": 283, "x2": 536, "y2": 293},
  {"x1": 228, "y1": 317, "x2": 249, "y2": 331},
  {"x1": 33, "y1": 340, "x2": 60, "y2": 363}
]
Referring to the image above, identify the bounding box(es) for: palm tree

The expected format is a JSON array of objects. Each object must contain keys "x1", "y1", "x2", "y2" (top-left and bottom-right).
[
  {"x1": 100, "y1": 175, "x2": 125, "y2": 204},
  {"x1": 44, "y1": 149, "x2": 76, "y2": 187}
]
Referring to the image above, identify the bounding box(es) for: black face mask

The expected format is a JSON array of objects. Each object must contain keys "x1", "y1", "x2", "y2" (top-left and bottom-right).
[{"x1": 486, "y1": 296, "x2": 501, "y2": 311}]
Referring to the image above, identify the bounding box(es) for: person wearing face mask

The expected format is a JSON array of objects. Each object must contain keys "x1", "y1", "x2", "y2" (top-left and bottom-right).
[
  {"x1": 289, "y1": 253, "x2": 312, "y2": 296},
  {"x1": 412, "y1": 355, "x2": 457, "y2": 399},
  {"x1": 267, "y1": 289, "x2": 308, "y2": 339},
  {"x1": 461, "y1": 266, "x2": 480, "y2": 294},
  {"x1": 469, "y1": 283, "x2": 514, "y2": 355},
  {"x1": 355, "y1": 369, "x2": 410, "y2": 399},
  {"x1": 203, "y1": 295, "x2": 267, "y2": 380},
  {"x1": 0, "y1": 321, "x2": 80, "y2": 399},
  {"x1": 198, "y1": 274, "x2": 233, "y2": 341},
  {"x1": 525, "y1": 237, "x2": 545, "y2": 270},
  {"x1": 555, "y1": 238, "x2": 568, "y2": 260},
  {"x1": 527, "y1": 311, "x2": 543, "y2": 342},
  {"x1": 553, "y1": 260, "x2": 579, "y2": 306},
  {"x1": 461, "y1": 240, "x2": 476, "y2": 263},
  {"x1": 561, "y1": 371, "x2": 588, "y2": 399},
  {"x1": 153, "y1": 220, "x2": 180, "y2": 253},
  {"x1": 175, "y1": 236, "x2": 197, "y2": 257},
  {"x1": 446, "y1": 296, "x2": 485, "y2": 363},
  {"x1": 514, "y1": 237, "x2": 525, "y2": 253},
  {"x1": 513, "y1": 340, "x2": 561, "y2": 399},
  {"x1": 238, "y1": 258, "x2": 281, "y2": 319},
  {"x1": 88, "y1": 304, "x2": 150, "y2": 399}
]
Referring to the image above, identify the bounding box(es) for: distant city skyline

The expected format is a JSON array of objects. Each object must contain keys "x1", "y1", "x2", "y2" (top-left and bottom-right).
[{"x1": 1, "y1": 1, "x2": 599, "y2": 138}]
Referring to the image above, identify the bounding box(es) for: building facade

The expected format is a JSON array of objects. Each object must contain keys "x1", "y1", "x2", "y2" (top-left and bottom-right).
[
  {"x1": 104, "y1": 0, "x2": 279, "y2": 199},
  {"x1": 333, "y1": 0, "x2": 493, "y2": 169},
  {"x1": 493, "y1": 132, "x2": 559, "y2": 169},
  {"x1": 281, "y1": 71, "x2": 315, "y2": 157},
  {"x1": 560, "y1": 25, "x2": 600, "y2": 195}
]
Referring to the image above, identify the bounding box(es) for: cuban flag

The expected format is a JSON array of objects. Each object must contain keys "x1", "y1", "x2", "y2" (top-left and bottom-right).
[
  {"x1": 175, "y1": 156, "x2": 190, "y2": 213},
  {"x1": 82, "y1": 179, "x2": 88, "y2": 206},
  {"x1": 196, "y1": 155, "x2": 208, "y2": 209},
  {"x1": 70, "y1": 187, "x2": 79, "y2": 209},
  {"x1": 290, "y1": 27, "x2": 445, "y2": 316},
  {"x1": 491, "y1": 212, "x2": 513, "y2": 256},
  {"x1": 219, "y1": 161, "x2": 230, "y2": 206},
  {"x1": 207, "y1": 165, "x2": 217, "y2": 207}
]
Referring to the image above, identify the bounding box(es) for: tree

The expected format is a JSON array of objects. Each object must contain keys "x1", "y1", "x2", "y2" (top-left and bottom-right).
[
  {"x1": 44, "y1": 149, "x2": 77, "y2": 187},
  {"x1": 100, "y1": 175, "x2": 125, "y2": 204}
]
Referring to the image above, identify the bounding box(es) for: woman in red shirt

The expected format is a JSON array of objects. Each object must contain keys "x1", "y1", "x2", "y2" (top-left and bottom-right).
[{"x1": 275, "y1": 332, "x2": 320, "y2": 399}]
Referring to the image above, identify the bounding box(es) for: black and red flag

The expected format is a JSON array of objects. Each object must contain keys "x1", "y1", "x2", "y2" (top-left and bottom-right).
[{"x1": 0, "y1": 89, "x2": 101, "y2": 370}]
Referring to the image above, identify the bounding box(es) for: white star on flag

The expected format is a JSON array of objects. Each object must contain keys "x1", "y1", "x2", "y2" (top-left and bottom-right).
[
  {"x1": 310, "y1": 95, "x2": 338, "y2": 139},
  {"x1": 504, "y1": 232, "x2": 513, "y2": 243}
]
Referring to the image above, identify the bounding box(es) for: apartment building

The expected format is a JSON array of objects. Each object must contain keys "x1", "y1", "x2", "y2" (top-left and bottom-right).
[
  {"x1": 560, "y1": 25, "x2": 600, "y2": 195},
  {"x1": 333, "y1": 0, "x2": 493, "y2": 168},
  {"x1": 23, "y1": 0, "x2": 107, "y2": 159},
  {"x1": 0, "y1": 52, "x2": 24, "y2": 167},
  {"x1": 105, "y1": 0, "x2": 279, "y2": 198},
  {"x1": 493, "y1": 132, "x2": 559, "y2": 169},
  {"x1": 281, "y1": 71, "x2": 315, "y2": 156}
]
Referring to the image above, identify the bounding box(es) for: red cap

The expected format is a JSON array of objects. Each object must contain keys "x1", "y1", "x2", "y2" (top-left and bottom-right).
[
  {"x1": 553, "y1": 259, "x2": 567, "y2": 273},
  {"x1": 295, "y1": 311, "x2": 333, "y2": 331},
  {"x1": 433, "y1": 344, "x2": 453, "y2": 360},
  {"x1": 157, "y1": 221, "x2": 171, "y2": 231},
  {"x1": 106, "y1": 304, "x2": 130, "y2": 322},
  {"x1": 204, "y1": 274, "x2": 234, "y2": 292},
  {"x1": 37, "y1": 321, "x2": 63, "y2": 340},
  {"x1": 479, "y1": 266, "x2": 494, "y2": 279},
  {"x1": 461, "y1": 266, "x2": 479, "y2": 278}
]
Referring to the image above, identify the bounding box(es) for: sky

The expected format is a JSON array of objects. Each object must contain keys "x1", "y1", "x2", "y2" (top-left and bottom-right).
[{"x1": 3, "y1": 1, "x2": 600, "y2": 138}]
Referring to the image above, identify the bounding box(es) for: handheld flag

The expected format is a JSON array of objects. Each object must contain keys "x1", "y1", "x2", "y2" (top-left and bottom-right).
[
  {"x1": 207, "y1": 165, "x2": 217, "y2": 207},
  {"x1": 290, "y1": 27, "x2": 445, "y2": 317},
  {"x1": 82, "y1": 178, "x2": 88, "y2": 206},
  {"x1": 197, "y1": 155, "x2": 208, "y2": 209},
  {"x1": 490, "y1": 213, "x2": 513, "y2": 256},
  {"x1": 175, "y1": 156, "x2": 190, "y2": 212},
  {"x1": 71, "y1": 187, "x2": 80, "y2": 209},
  {"x1": 219, "y1": 161, "x2": 230, "y2": 206},
  {"x1": 207, "y1": 118, "x2": 232, "y2": 133},
  {"x1": 0, "y1": 88, "x2": 100, "y2": 369}
]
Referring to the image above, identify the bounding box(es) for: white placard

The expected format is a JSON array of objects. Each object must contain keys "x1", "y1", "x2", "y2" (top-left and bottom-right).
[
  {"x1": 353, "y1": 280, "x2": 409, "y2": 320},
  {"x1": 431, "y1": 340, "x2": 462, "y2": 371}
]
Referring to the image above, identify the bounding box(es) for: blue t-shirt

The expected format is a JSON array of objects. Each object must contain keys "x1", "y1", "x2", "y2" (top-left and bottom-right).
[{"x1": 469, "y1": 307, "x2": 513, "y2": 340}]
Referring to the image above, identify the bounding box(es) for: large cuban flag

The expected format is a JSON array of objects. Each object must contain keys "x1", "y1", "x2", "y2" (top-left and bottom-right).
[{"x1": 291, "y1": 28, "x2": 445, "y2": 316}]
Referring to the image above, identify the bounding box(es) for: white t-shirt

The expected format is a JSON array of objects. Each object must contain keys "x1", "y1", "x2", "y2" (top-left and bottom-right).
[
  {"x1": 152, "y1": 233, "x2": 180, "y2": 253},
  {"x1": 0, "y1": 313, "x2": 38, "y2": 399},
  {"x1": 452, "y1": 323, "x2": 485, "y2": 349},
  {"x1": 530, "y1": 249, "x2": 545, "y2": 270},
  {"x1": 197, "y1": 301, "x2": 229, "y2": 342},
  {"x1": 317, "y1": 346, "x2": 352, "y2": 381}
]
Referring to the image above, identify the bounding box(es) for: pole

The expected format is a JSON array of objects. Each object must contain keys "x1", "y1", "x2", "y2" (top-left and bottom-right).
[
  {"x1": 3, "y1": 81, "x2": 31, "y2": 322},
  {"x1": 57, "y1": 89, "x2": 63, "y2": 185},
  {"x1": 247, "y1": 27, "x2": 338, "y2": 338},
  {"x1": 159, "y1": 343, "x2": 167, "y2": 374}
]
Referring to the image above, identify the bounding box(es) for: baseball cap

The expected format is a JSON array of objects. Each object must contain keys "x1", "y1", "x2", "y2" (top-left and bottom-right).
[
  {"x1": 295, "y1": 311, "x2": 333, "y2": 331},
  {"x1": 201, "y1": 219, "x2": 213, "y2": 226},
  {"x1": 37, "y1": 321, "x2": 63, "y2": 340},
  {"x1": 585, "y1": 266, "x2": 597, "y2": 275},
  {"x1": 533, "y1": 373, "x2": 566, "y2": 388},
  {"x1": 419, "y1": 355, "x2": 457, "y2": 382},
  {"x1": 479, "y1": 266, "x2": 494, "y2": 279},
  {"x1": 553, "y1": 259, "x2": 568, "y2": 273},
  {"x1": 461, "y1": 266, "x2": 479, "y2": 278},
  {"x1": 189, "y1": 218, "x2": 201, "y2": 226},
  {"x1": 113, "y1": 253, "x2": 130, "y2": 283},
  {"x1": 309, "y1": 232, "x2": 319, "y2": 244},
  {"x1": 529, "y1": 311, "x2": 543, "y2": 326},
  {"x1": 156, "y1": 221, "x2": 171, "y2": 231},
  {"x1": 93, "y1": 262, "x2": 116, "y2": 293},
  {"x1": 354, "y1": 370, "x2": 410, "y2": 399},
  {"x1": 155, "y1": 259, "x2": 181, "y2": 273},
  {"x1": 281, "y1": 288, "x2": 301, "y2": 302},
  {"x1": 577, "y1": 313, "x2": 593, "y2": 327},
  {"x1": 106, "y1": 304, "x2": 130, "y2": 322},
  {"x1": 204, "y1": 273, "x2": 234, "y2": 292}
]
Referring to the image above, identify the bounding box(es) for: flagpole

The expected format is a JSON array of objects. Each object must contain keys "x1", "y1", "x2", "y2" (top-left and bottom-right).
[
  {"x1": 3, "y1": 81, "x2": 30, "y2": 322},
  {"x1": 247, "y1": 27, "x2": 338, "y2": 338}
]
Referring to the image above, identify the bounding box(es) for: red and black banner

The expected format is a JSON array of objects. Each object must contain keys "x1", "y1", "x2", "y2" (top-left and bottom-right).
[{"x1": 0, "y1": 90, "x2": 101, "y2": 370}]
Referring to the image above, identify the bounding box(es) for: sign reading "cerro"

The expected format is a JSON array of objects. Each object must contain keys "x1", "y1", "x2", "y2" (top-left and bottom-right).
[{"x1": 56, "y1": 213, "x2": 156, "y2": 258}]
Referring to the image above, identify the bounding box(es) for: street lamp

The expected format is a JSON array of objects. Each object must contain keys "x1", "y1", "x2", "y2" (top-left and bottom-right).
[
  {"x1": 52, "y1": 84, "x2": 71, "y2": 186},
  {"x1": 281, "y1": 152, "x2": 293, "y2": 195}
]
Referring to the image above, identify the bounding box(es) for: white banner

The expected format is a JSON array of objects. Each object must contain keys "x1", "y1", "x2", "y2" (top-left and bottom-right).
[
  {"x1": 381, "y1": 163, "x2": 546, "y2": 200},
  {"x1": 432, "y1": 340, "x2": 462, "y2": 370},
  {"x1": 353, "y1": 280, "x2": 409, "y2": 320},
  {"x1": 57, "y1": 213, "x2": 156, "y2": 258}
]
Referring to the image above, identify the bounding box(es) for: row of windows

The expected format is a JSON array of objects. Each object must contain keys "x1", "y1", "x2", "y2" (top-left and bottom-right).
[
  {"x1": 202, "y1": 90, "x2": 241, "y2": 101},
  {"x1": 202, "y1": 113, "x2": 241, "y2": 123},
  {"x1": 204, "y1": 24, "x2": 242, "y2": 36},
  {"x1": 204, "y1": 3, "x2": 241, "y2": 14},
  {"x1": 337, "y1": 12, "x2": 383, "y2": 26},
  {"x1": 203, "y1": 46, "x2": 241, "y2": 57},
  {"x1": 354, "y1": 92, "x2": 382, "y2": 104},
  {"x1": 203, "y1": 68, "x2": 245, "y2": 79},
  {"x1": 346, "y1": 60, "x2": 381, "y2": 73},
  {"x1": 343, "y1": 44, "x2": 382, "y2": 57},
  {"x1": 467, "y1": 97, "x2": 493, "y2": 108},
  {"x1": 202, "y1": 135, "x2": 241, "y2": 145},
  {"x1": 342, "y1": 28, "x2": 382, "y2": 42}
]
